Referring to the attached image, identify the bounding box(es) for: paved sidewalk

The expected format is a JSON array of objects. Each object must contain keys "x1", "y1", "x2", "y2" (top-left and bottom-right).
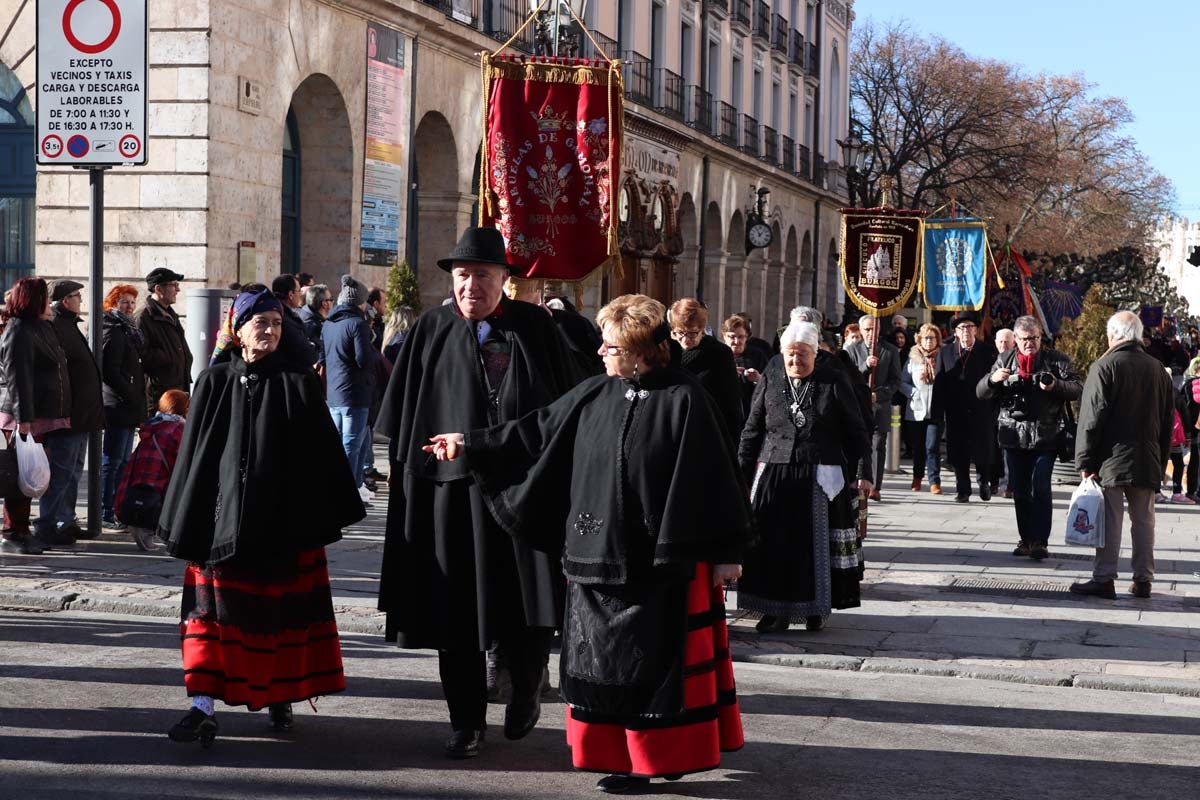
[{"x1": 1, "y1": 456, "x2": 1197, "y2": 697}]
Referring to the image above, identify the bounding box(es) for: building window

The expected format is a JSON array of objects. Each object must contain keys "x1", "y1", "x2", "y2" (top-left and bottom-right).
[
  {"x1": 771, "y1": 80, "x2": 782, "y2": 131},
  {"x1": 789, "y1": 90, "x2": 798, "y2": 140},
  {"x1": 681, "y1": 20, "x2": 694, "y2": 81},
  {"x1": 281, "y1": 107, "x2": 301, "y2": 275},
  {"x1": 618, "y1": 0, "x2": 633, "y2": 52},
  {"x1": 752, "y1": 67, "x2": 763, "y2": 120},
  {"x1": 652, "y1": 1, "x2": 665, "y2": 69},
  {"x1": 0, "y1": 62, "x2": 34, "y2": 294},
  {"x1": 731, "y1": 56, "x2": 743, "y2": 110},
  {"x1": 828, "y1": 46, "x2": 841, "y2": 157},
  {"x1": 707, "y1": 36, "x2": 720, "y2": 94}
]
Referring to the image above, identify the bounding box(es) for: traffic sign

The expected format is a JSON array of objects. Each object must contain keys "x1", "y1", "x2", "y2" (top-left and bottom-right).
[{"x1": 36, "y1": 0, "x2": 147, "y2": 166}]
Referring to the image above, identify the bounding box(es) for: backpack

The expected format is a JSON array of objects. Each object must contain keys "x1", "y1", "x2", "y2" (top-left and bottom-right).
[
  {"x1": 1172, "y1": 409, "x2": 1187, "y2": 448},
  {"x1": 115, "y1": 433, "x2": 169, "y2": 529}
]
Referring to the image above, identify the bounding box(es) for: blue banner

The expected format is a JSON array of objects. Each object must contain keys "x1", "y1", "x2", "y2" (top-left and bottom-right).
[{"x1": 921, "y1": 218, "x2": 988, "y2": 310}]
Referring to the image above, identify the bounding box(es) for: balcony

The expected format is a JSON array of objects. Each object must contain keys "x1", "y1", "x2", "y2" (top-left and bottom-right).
[
  {"x1": 717, "y1": 101, "x2": 739, "y2": 147},
  {"x1": 487, "y1": 0, "x2": 533, "y2": 54},
  {"x1": 763, "y1": 125, "x2": 779, "y2": 165},
  {"x1": 654, "y1": 69, "x2": 685, "y2": 120},
  {"x1": 731, "y1": 0, "x2": 751, "y2": 31},
  {"x1": 807, "y1": 43, "x2": 821, "y2": 77},
  {"x1": 781, "y1": 134, "x2": 796, "y2": 173},
  {"x1": 753, "y1": 1, "x2": 771, "y2": 42},
  {"x1": 789, "y1": 31, "x2": 806, "y2": 70},
  {"x1": 622, "y1": 51, "x2": 653, "y2": 105},
  {"x1": 583, "y1": 31, "x2": 619, "y2": 61},
  {"x1": 772, "y1": 14, "x2": 788, "y2": 55},
  {"x1": 741, "y1": 114, "x2": 760, "y2": 157},
  {"x1": 704, "y1": 0, "x2": 729, "y2": 15},
  {"x1": 796, "y1": 143, "x2": 811, "y2": 180},
  {"x1": 812, "y1": 151, "x2": 826, "y2": 188},
  {"x1": 685, "y1": 85, "x2": 713, "y2": 135}
]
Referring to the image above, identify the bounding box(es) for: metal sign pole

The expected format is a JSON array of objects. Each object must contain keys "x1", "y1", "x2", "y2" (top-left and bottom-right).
[{"x1": 87, "y1": 167, "x2": 106, "y2": 538}]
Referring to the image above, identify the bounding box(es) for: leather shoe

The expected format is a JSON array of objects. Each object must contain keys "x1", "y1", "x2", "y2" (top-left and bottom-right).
[
  {"x1": 979, "y1": 484, "x2": 992, "y2": 502},
  {"x1": 503, "y1": 698, "x2": 541, "y2": 740},
  {"x1": 804, "y1": 615, "x2": 825, "y2": 632},
  {"x1": 869, "y1": 489, "x2": 881, "y2": 502},
  {"x1": 268, "y1": 703, "x2": 293, "y2": 731},
  {"x1": 596, "y1": 775, "x2": 650, "y2": 794},
  {"x1": 34, "y1": 525, "x2": 77, "y2": 548},
  {"x1": 954, "y1": 494, "x2": 969, "y2": 503},
  {"x1": 1029, "y1": 545, "x2": 1049, "y2": 561},
  {"x1": 1129, "y1": 581, "x2": 1151, "y2": 599},
  {"x1": 445, "y1": 727, "x2": 485, "y2": 759},
  {"x1": 1012, "y1": 541, "x2": 1030, "y2": 557},
  {"x1": 930, "y1": 484, "x2": 942, "y2": 495},
  {"x1": 0, "y1": 534, "x2": 45, "y2": 555},
  {"x1": 168, "y1": 707, "x2": 218, "y2": 748},
  {"x1": 1069, "y1": 579, "x2": 1116, "y2": 599},
  {"x1": 755, "y1": 615, "x2": 789, "y2": 633}
]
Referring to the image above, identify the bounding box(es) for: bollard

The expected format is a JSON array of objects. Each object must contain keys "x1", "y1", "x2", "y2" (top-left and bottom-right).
[{"x1": 887, "y1": 404, "x2": 902, "y2": 473}]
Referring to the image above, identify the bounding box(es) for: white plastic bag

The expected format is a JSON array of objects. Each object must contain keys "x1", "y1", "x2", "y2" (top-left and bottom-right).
[
  {"x1": 15, "y1": 432, "x2": 50, "y2": 498},
  {"x1": 1065, "y1": 477, "x2": 1105, "y2": 548}
]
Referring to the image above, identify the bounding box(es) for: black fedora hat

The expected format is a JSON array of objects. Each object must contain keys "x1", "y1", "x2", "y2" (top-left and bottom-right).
[
  {"x1": 437, "y1": 227, "x2": 524, "y2": 276},
  {"x1": 951, "y1": 310, "x2": 981, "y2": 328}
]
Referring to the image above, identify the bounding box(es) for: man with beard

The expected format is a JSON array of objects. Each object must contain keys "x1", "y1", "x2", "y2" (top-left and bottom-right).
[
  {"x1": 376, "y1": 227, "x2": 582, "y2": 759},
  {"x1": 934, "y1": 311, "x2": 999, "y2": 502}
]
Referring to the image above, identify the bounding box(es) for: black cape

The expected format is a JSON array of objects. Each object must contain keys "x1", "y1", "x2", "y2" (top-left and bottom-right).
[
  {"x1": 680, "y1": 335, "x2": 745, "y2": 450},
  {"x1": 933, "y1": 340, "x2": 998, "y2": 465},
  {"x1": 375, "y1": 299, "x2": 584, "y2": 650},
  {"x1": 463, "y1": 366, "x2": 753, "y2": 715},
  {"x1": 158, "y1": 350, "x2": 364, "y2": 565}
]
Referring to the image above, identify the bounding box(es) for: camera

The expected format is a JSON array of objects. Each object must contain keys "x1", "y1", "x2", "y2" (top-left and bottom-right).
[{"x1": 1036, "y1": 371, "x2": 1054, "y2": 387}]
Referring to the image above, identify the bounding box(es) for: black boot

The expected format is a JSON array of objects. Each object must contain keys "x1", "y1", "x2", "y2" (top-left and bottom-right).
[
  {"x1": 596, "y1": 775, "x2": 650, "y2": 794},
  {"x1": 268, "y1": 703, "x2": 293, "y2": 731},
  {"x1": 168, "y1": 708, "x2": 218, "y2": 747}
]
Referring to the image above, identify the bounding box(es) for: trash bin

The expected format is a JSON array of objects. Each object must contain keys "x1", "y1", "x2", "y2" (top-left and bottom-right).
[{"x1": 184, "y1": 287, "x2": 238, "y2": 383}]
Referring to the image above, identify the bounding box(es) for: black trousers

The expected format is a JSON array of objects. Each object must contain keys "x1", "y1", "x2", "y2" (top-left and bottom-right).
[{"x1": 438, "y1": 626, "x2": 553, "y2": 731}]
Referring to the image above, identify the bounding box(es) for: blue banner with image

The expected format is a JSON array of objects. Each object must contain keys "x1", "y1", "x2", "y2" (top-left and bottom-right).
[{"x1": 921, "y1": 218, "x2": 988, "y2": 311}]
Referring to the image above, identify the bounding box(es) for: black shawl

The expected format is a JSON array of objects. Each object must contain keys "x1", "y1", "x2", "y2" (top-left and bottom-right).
[
  {"x1": 679, "y1": 335, "x2": 745, "y2": 449},
  {"x1": 464, "y1": 366, "x2": 753, "y2": 584},
  {"x1": 157, "y1": 350, "x2": 364, "y2": 565}
]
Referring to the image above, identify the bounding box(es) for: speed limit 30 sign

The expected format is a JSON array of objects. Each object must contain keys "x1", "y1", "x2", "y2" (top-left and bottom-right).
[{"x1": 36, "y1": 0, "x2": 148, "y2": 166}]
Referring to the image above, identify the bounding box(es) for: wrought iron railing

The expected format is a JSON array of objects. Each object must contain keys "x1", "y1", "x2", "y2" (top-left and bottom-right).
[
  {"x1": 654, "y1": 69, "x2": 685, "y2": 120},
  {"x1": 781, "y1": 134, "x2": 796, "y2": 173},
  {"x1": 753, "y1": 2, "x2": 771, "y2": 41},
  {"x1": 813, "y1": 151, "x2": 826, "y2": 188},
  {"x1": 807, "y1": 42, "x2": 820, "y2": 77},
  {"x1": 790, "y1": 31, "x2": 806, "y2": 69},
  {"x1": 717, "y1": 101, "x2": 739, "y2": 146},
  {"x1": 622, "y1": 51, "x2": 654, "y2": 105},
  {"x1": 487, "y1": 0, "x2": 534, "y2": 53},
  {"x1": 741, "y1": 113, "x2": 760, "y2": 157},
  {"x1": 685, "y1": 85, "x2": 713, "y2": 134},
  {"x1": 704, "y1": 0, "x2": 729, "y2": 13},
  {"x1": 796, "y1": 143, "x2": 811, "y2": 180},
  {"x1": 586, "y1": 31, "x2": 619, "y2": 61},
  {"x1": 732, "y1": 0, "x2": 752, "y2": 29},
  {"x1": 772, "y1": 14, "x2": 788, "y2": 54},
  {"x1": 763, "y1": 125, "x2": 779, "y2": 164}
]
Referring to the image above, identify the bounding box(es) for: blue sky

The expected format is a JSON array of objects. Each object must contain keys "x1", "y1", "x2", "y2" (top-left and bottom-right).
[{"x1": 849, "y1": 0, "x2": 1200, "y2": 218}]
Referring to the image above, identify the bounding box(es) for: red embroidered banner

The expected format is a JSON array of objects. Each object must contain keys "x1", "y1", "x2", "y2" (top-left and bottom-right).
[
  {"x1": 480, "y1": 55, "x2": 623, "y2": 281},
  {"x1": 840, "y1": 208, "x2": 926, "y2": 317}
]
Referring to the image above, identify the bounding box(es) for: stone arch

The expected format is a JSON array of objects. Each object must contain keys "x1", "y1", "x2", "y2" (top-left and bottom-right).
[
  {"x1": 413, "y1": 111, "x2": 461, "y2": 309},
  {"x1": 702, "y1": 201, "x2": 723, "y2": 305},
  {"x1": 728, "y1": 210, "x2": 745, "y2": 256},
  {"x1": 783, "y1": 225, "x2": 799, "y2": 319},
  {"x1": 725, "y1": 210, "x2": 746, "y2": 320},
  {"x1": 287, "y1": 73, "x2": 354, "y2": 282},
  {"x1": 768, "y1": 220, "x2": 782, "y2": 262},
  {"x1": 677, "y1": 192, "x2": 698, "y2": 297}
]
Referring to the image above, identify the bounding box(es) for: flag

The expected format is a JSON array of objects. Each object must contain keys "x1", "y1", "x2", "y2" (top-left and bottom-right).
[
  {"x1": 921, "y1": 218, "x2": 988, "y2": 310},
  {"x1": 1041, "y1": 280, "x2": 1084, "y2": 334},
  {"x1": 840, "y1": 208, "x2": 925, "y2": 316},
  {"x1": 479, "y1": 54, "x2": 623, "y2": 281},
  {"x1": 1140, "y1": 306, "x2": 1164, "y2": 329}
]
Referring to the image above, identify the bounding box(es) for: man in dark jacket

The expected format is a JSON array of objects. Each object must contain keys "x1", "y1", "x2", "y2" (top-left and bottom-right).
[
  {"x1": 272, "y1": 273, "x2": 319, "y2": 369},
  {"x1": 978, "y1": 315, "x2": 1082, "y2": 560},
  {"x1": 845, "y1": 314, "x2": 902, "y2": 500},
  {"x1": 935, "y1": 310, "x2": 1000, "y2": 502},
  {"x1": 323, "y1": 275, "x2": 379, "y2": 503},
  {"x1": 101, "y1": 287, "x2": 146, "y2": 528},
  {"x1": 137, "y1": 268, "x2": 193, "y2": 415},
  {"x1": 376, "y1": 227, "x2": 582, "y2": 759},
  {"x1": 1071, "y1": 311, "x2": 1174, "y2": 600},
  {"x1": 297, "y1": 283, "x2": 330, "y2": 364},
  {"x1": 44, "y1": 280, "x2": 104, "y2": 542}
]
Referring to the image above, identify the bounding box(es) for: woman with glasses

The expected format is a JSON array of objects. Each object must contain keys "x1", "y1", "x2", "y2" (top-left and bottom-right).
[
  {"x1": 723, "y1": 313, "x2": 767, "y2": 418},
  {"x1": 900, "y1": 323, "x2": 944, "y2": 493},
  {"x1": 424, "y1": 294, "x2": 752, "y2": 793},
  {"x1": 671, "y1": 297, "x2": 744, "y2": 447}
]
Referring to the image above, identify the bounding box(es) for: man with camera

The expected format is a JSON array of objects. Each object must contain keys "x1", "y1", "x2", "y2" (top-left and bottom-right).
[{"x1": 977, "y1": 315, "x2": 1082, "y2": 560}]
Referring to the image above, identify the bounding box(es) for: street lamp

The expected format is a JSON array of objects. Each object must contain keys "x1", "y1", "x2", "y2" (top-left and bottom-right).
[
  {"x1": 533, "y1": 0, "x2": 589, "y2": 57},
  {"x1": 837, "y1": 125, "x2": 867, "y2": 206}
]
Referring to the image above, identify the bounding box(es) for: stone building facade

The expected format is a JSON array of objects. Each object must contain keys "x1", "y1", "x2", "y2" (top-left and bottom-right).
[
  {"x1": 2, "y1": 0, "x2": 854, "y2": 334},
  {"x1": 1154, "y1": 215, "x2": 1200, "y2": 314}
]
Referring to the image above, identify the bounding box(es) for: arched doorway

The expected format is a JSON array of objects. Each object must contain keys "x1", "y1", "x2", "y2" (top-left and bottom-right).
[
  {"x1": 412, "y1": 111, "x2": 460, "y2": 309},
  {"x1": 0, "y1": 63, "x2": 34, "y2": 293},
  {"x1": 284, "y1": 74, "x2": 354, "y2": 282},
  {"x1": 800, "y1": 230, "x2": 812, "y2": 305},
  {"x1": 702, "y1": 201, "x2": 723, "y2": 305},
  {"x1": 784, "y1": 226, "x2": 799, "y2": 316},
  {"x1": 724, "y1": 210, "x2": 745, "y2": 321},
  {"x1": 677, "y1": 192, "x2": 697, "y2": 296}
]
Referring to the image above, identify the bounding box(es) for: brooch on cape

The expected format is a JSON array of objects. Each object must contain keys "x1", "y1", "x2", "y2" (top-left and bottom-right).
[
  {"x1": 574, "y1": 512, "x2": 604, "y2": 536},
  {"x1": 624, "y1": 388, "x2": 650, "y2": 402}
]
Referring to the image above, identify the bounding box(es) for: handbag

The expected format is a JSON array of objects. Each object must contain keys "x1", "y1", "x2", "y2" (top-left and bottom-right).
[
  {"x1": 15, "y1": 431, "x2": 50, "y2": 498},
  {"x1": 115, "y1": 434, "x2": 168, "y2": 529},
  {"x1": 0, "y1": 433, "x2": 18, "y2": 498},
  {"x1": 1056, "y1": 404, "x2": 1077, "y2": 464}
]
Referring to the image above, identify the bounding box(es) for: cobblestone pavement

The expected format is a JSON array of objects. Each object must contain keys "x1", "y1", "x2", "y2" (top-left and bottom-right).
[{"x1": 2, "y1": 456, "x2": 1197, "y2": 697}]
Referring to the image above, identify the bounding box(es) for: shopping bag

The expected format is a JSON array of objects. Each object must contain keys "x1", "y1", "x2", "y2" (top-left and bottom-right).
[
  {"x1": 15, "y1": 432, "x2": 51, "y2": 498},
  {"x1": 1065, "y1": 477, "x2": 1105, "y2": 548}
]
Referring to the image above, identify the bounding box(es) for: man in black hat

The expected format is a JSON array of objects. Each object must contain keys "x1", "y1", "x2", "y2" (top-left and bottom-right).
[
  {"x1": 137, "y1": 268, "x2": 193, "y2": 415},
  {"x1": 932, "y1": 310, "x2": 999, "y2": 502},
  {"x1": 375, "y1": 227, "x2": 583, "y2": 759}
]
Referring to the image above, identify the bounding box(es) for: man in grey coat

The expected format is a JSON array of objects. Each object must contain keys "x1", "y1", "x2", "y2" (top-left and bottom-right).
[
  {"x1": 846, "y1": 314, "x2": 902, "y2": 500},
  {"x1": 1071, "y1": 311, "x2": 1174, "y2": 599}
]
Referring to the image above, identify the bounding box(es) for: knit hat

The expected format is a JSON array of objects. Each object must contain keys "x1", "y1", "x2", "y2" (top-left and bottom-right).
[{"x1": 337, "y1": 274, "x2": 368, "y2": 306}]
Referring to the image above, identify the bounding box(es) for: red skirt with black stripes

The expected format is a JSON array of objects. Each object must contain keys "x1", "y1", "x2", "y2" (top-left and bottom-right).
[
  {"x1": 179, "y1": 547, "x2": 345, "y2": 711},
  {"x1": 564, "y1": 562, "x2": 743, "y2": 778}
]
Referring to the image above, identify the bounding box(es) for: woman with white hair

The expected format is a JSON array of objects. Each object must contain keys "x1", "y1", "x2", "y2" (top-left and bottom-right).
[{"x1": 738, "y1": 321, "x2": 872, "y2": 633}]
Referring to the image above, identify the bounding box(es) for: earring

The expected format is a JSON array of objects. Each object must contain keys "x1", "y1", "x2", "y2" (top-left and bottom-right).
[{"x1": 632, "y1": 361, "x2": 639, "y2": 380}]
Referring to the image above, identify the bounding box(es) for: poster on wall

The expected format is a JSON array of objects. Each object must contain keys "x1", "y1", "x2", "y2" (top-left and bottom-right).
[{"x1": 360, "y1": 23, "x2": 411, "y2": 267}]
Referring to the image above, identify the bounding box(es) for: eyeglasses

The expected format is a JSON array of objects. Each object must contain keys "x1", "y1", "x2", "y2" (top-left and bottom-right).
[
  {"x1": 1017, "y1": 335, "x2": 1042, "y2": 343},
  {"x1": 671, "y1": 328, "x2": 704, "y2": 342},
  {"x1": 724, "y1": 333, "x2": 747, "y2": 342},
  {"x1": 65, "y1": 292, "x2": 81, "y2": 300},
  {"x1": 956, "y1": 323, "x2": 977, "y2": 330},
  {"x1": 600, "y1": 343, "x2": 626, "y2": 356}
]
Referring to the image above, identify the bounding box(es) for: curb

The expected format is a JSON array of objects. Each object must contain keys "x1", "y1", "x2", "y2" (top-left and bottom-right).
[{"x1": 3, "y1": 586, "x2": 1197, "y2": 700}]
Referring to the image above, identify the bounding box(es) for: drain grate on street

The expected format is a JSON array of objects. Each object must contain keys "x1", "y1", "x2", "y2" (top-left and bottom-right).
[
  {"x1": 1048, "y1": 551, "x2": 1093, "y2": 561},
  {"x1": 944, "y1": 577, "x2": 1073, "y2": 599}
]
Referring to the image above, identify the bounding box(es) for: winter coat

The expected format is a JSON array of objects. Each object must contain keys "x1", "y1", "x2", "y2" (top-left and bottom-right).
[
  {"x1": 1075, "y1": 341, "x2": 1175, "y2": 489},
  {"x1": 844, "y1": 339, "x2": 903, "y2": 413},
  {"x1": 322, "y1": 303, "x2": 379, "y2": 408},
  {"x1": 0, "y1": 317, "x2": 71, "y2": 423},
  {"x1": 101, "y1": 310, "x2": 147, "y2": 428},
  {"x1": 50, "y1": 305, "x2": 105, "y2": 432},
  {"x1": 280, "y1": 305, "x2": 318, "y2": 369},
  {"x1": 679, "y1": 334, "x2": 744, "y2": 449},
  {"x1": 900, "y1": 349, "x2": 938, "y2": 422},
  {"x1": 136, "y1": 297, "x2": 193, "y2": 415},
  {"x1": 977, "y1": 347, "x2": 1082, "y2": 451},
  {"x1": 298, "y1": 305, "x2": 325, "y2": 364}
]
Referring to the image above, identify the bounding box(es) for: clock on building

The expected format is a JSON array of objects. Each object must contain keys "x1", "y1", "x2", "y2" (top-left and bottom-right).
[
  {"x1": 650, "y1": 194, "x2": 665, "y2": 231},
  {"x1": 746, "y1": 220, "x2": 773, "y2": 251},
  {"x1": 618, "y1": 186, "x2": 631, "y2": 223}
]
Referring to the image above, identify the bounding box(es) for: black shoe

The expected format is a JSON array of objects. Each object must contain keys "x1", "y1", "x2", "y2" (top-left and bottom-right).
[
  {"x1": 805, "y1": 615, "x2": 826, "y2": 632},
  {"x1": 504, "y1": 698, "x2": 541, "y2": 740},
  {"x1": 1012, "y1": 541, "x2": 1030, "y2": 557},
  {"x1": 596, "y1": 775, "x2": 650, "y2": 794},
  {"x1": 365, "y1": 468, "x2": 387, "y2": 481},
  {"x1": 34, "y1": 526, "x2": 77, "y2": 547},
  {"x1": 445, "y1": 727, "x2": 485, "y2": 759},
  {"x1": 70, "y1": 521, "x2": 98, "y2": 540},
  {"x1": 1129, "y1": 581, "x2": 1152, "y2": 599},
  {"x1": 1029, "y1": 545, "x2": 1049, "y2": 561},
  {"x1": 954, "y1": 494, "x2": 969, "y2": 503},
  {"x1": 0, "y1": 534, "x2": 45, "y2": 555},
  {"x1": 755, "y1": 615, "x2": 789, "y2": 633},
  {"x1": 363, "y1": 478, "x2": 378, "y2": 493},
  {"x1": 979, "y1": 485, "x2": 992, "y2": 502},
  {"x1": 1069, "y1": 579, "x2": 1116, "y2": 599},
  {"x1": 268, "y1": 703, "x2": 293, "y2": 731},
  {"x1": 101, "y1": 514, "x2": 127, "y2": 532},
  {"x1": 168, "y1": 708, "x2": 218, "y2": 747}
]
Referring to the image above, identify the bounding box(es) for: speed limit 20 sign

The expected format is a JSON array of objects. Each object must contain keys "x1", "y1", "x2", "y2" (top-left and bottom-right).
[{"x1": 36, "y1": 0, "x2": 148, "y2": 166}]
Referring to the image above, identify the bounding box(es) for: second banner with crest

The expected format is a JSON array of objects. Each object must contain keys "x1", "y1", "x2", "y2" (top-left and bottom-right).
[{"x1": 840, "y1": 208, "x2": 925, "y2": 316}]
